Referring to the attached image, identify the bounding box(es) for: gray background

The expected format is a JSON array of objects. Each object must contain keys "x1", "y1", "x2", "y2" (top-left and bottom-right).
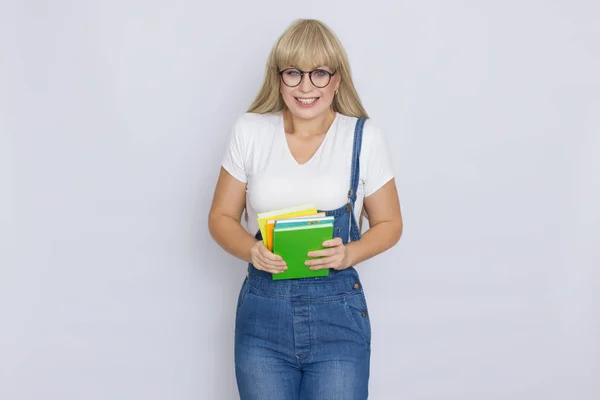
[{"x1": 1, "y1": 0, "x2": 598, "y2": 399}]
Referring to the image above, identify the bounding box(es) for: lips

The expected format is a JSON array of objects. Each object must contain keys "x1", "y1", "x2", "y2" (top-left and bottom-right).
[
  {"x1": 294, "y1": 97, "x2": 320, "y2": 107},
  {"x1": 295, "y1": 97, "x2": 318, "y2": 104}
]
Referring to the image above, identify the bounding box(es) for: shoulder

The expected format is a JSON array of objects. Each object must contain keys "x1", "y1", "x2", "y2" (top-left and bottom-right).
[
  {"x1": 336, "y1": 114, "x2": 386, "y2": 148},
  {"x1": 232, "y1": 112, "x2": 280, "y2": 133},
  {"x1": 225, "y1": 112, "x2": 281, "y2": 165}
]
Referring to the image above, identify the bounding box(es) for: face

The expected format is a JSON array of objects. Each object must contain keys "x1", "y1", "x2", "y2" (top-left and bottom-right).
[{"x1": 279, "y1": 65, "x2": 340, "y2": 120}]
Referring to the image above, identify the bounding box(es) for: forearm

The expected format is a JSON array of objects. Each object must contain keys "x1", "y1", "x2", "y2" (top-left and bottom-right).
[
  {"x1": 345, "y1": 219, "x2": 403, "y2": 268},
  {"x1": 208, "y1": 213, "x2": 259, "y2": 263}
]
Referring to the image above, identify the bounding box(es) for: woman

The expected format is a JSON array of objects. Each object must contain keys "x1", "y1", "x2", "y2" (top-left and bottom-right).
[{"x1": 208, "y1": 18, "x2": 403, "y2": 400}]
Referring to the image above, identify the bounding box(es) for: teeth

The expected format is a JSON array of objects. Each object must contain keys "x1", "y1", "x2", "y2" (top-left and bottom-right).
[{"x1": 296, "y1": 97, "x2": 317, "y2": 104}]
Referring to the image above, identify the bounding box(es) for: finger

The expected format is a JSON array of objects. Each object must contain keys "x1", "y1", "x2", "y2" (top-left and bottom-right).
[
  {"x1": 259, "y1": 258, "x2": 287, "y2": 272},
  {"x1": 309, "y1": 261, "x2": 342, "y2": 271},
  {"x1": 266, "y1": 266, "x2": 286, "y2": 274},
  {"x1": 257, "y1": 247, "x2": 285, "y2": 264},
  {"x1": 260, "y1": 248, "x2": 284, "y2": 262},
  {"x1": 307, "y1": 248, "x2": 337, "y2": 258},
  {"x1": 256, "y1": 261, "x2": 286, "y2": 274},
  {"x1": 254, "y1": 241, "x2": 283, "y2": 261},
  {"x1": 261, "y1": 255, "x2": 286, "y2": 268},
  {"x1": 308, "y1": 263, "x2": 331, "y2": 271},
  {"x1": 306, "y1": 255, "x2": 338, "y2": 267},
  {"x1": 257, "y1": 253, "x2": 287, "y2": 271},
  {"x1": 322, "y1": 238, "x2": 343, "y2": 247}
]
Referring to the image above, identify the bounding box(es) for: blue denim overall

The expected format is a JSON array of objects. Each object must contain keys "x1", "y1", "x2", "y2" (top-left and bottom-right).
[{"x1": 234, "y1": 118, "x2": 371, "y2": 400}]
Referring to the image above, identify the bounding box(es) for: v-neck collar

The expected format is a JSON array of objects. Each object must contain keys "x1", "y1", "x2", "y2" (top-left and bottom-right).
[{"x1": 280, "y1": 112, "x2": 340, "y2": 167}]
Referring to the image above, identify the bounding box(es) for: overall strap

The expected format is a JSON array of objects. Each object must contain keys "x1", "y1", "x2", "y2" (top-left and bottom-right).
[
  {"x1": 346, "y1": 117, "x2": 366, "y2": 243},
  {"x1": 348, "y1": 117, "x2": 366, "y2": 204}
]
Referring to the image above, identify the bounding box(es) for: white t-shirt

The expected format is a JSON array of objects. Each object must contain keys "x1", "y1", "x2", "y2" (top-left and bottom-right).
[{"x1": 221, "y1": 111, "x2": 395, "y2": 236}]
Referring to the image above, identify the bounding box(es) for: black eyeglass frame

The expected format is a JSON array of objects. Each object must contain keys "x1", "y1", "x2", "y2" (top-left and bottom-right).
[{"x1": 278, "y1": 68, "x2": 336, "y2": 88}]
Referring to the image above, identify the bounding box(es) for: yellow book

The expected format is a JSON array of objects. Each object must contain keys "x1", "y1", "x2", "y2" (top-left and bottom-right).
[{"x1": 256, "y1": 204, "x2": 317, "y2": 246}]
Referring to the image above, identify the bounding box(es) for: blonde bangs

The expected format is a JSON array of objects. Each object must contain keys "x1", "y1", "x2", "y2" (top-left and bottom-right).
[
  {"x1": 247, "y1": 19, "x2": 368, "y2": 119},
  {"x1": 271, "y1": 22, "x2": 342, "y2": 72}
]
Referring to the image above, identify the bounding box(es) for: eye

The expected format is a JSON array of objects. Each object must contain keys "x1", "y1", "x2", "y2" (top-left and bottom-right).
[
  {"x1": 284, "y1": 69, "x2": 301, "y2": 77},
  {"x1": 313, "y1": 69, "x2": 329, "y2": 77}
]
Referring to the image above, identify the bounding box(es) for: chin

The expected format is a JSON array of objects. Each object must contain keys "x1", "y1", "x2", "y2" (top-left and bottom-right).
[
  {"x1": 293, "y1": 107, "x2": 326, "y2": 119},
  {"x1": 287, "y1": 102, "x2": 330, "y2": 119}
]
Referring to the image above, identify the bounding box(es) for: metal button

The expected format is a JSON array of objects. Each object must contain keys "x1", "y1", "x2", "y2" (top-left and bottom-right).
[
  {"x1": 345, "y1": 204, "x2": 351, "y2": 212},
  {"x1": 354, "y1": 283, "x2": 360, "y2": 290},
  {"x1": 362, "y1": 311, "x2": 367, "y2": 318}
]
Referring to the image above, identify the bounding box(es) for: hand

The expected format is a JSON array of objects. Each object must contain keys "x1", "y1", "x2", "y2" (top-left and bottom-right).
[
  {"x1": 250, "y1": 240, "x2": 287, "y2": 274},
  {"x1": 305, "y1": 237, "x2": 349, "y2": 271}
]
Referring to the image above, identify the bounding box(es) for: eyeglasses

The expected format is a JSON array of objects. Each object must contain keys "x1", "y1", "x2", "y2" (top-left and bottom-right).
[{"x1": 279, "y1": 68, "x2": 335, "y2": 88}]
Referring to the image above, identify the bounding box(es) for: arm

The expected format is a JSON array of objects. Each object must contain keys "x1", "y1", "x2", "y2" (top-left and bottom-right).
[
  {"x1": 344, "y1": 178, "x2": 403, "y2": 267},
  {"x1": 208, "y1": 167, "x2": 287, "y2": 273},
  {"x1": 306, "y1": 178, "x2": 402, "y2": 270},
  {"x1": 208, "y1": 167, "x2": 257, "y2": 263}
]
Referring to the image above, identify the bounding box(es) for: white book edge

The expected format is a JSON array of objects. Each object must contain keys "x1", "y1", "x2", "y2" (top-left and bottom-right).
[
  {"x1": 275, "y1": 217, "x2": 334, "y2": 225},
  {"x1": 273, "y1": 223, "x2": 334, "y2": 232}
]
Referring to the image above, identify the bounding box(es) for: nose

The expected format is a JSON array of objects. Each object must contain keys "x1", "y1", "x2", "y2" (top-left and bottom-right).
[{"x1": 298, "y1": 72, "x2": 313, "y2": 92}]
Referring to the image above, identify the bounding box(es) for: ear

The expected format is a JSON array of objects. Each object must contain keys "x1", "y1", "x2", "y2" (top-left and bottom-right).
[{"x1": 334, "y1": 75, "x2": 341, "y2": 91}]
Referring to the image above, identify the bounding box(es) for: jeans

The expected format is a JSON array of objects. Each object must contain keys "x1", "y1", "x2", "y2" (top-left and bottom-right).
[{"x1": 234, "y1": 266, "x2": 371, "y2": 399}]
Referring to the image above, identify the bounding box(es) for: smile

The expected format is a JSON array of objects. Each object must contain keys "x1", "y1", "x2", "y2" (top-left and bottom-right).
[{"x1": 295, "y1": 97, "x2": 319, "y2": 106}]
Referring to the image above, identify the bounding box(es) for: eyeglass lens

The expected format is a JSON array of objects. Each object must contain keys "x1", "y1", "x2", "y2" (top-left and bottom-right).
[{"x1": 281, "y1": 69, "x2": 332, "y2": 88}]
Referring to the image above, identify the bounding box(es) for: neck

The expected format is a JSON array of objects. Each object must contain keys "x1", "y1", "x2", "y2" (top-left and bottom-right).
[{"x1": 283, "y1": 109, "x2": 336, "y2": 137}]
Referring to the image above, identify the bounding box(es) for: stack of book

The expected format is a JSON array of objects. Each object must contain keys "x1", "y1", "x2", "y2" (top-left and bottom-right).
[{"x1": 257, "y1": 204, "x2": 334, "y2": 280}]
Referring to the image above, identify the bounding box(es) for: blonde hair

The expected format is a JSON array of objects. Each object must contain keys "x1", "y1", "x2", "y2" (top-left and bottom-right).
[{"x1": 247, "y1": 19, "x2": 369, "y2": 119}]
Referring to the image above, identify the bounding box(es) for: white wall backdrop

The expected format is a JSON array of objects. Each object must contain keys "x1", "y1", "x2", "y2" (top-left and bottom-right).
[{"x1": 1, "y1": 1, "x2": 598, "y2": 399}]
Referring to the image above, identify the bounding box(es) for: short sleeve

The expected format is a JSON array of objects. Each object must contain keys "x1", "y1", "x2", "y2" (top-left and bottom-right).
[
  {"x1": 363, "y1": 124, "x2": 395, "y2": 196},
  {"x1": 221, "y1": 116, "x2": 248, "y2": 183}
]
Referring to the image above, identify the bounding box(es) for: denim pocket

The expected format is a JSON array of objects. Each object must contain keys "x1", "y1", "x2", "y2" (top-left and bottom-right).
[
  {"x1": 236, "y1": 277, "x2": 250, "y2": 312},
  {"x1": 343, "y1": 292, "x2": 371, "y2": 350}
]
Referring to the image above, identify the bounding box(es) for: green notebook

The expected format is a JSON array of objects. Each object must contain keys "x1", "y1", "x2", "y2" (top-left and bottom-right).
[{"x1": 272, "y1": 222, "x2": 334, "y2": 280}]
